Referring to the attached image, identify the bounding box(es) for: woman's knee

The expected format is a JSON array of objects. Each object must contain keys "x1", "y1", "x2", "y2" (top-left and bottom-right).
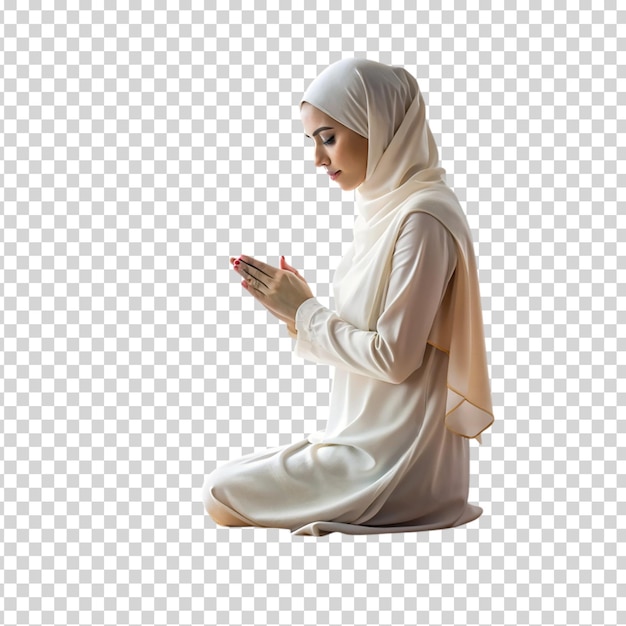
[
  {"x1": 201, "y1": 467, "x2": 225, "y2": 514},
  {"x1": 201, "y1": 468, "x2": 247, "y2": 527}
]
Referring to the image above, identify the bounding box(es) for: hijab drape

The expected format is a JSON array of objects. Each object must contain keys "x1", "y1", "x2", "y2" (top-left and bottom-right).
[{"x1": 301, "y1": 58, "x2": 493, "y2": 440}]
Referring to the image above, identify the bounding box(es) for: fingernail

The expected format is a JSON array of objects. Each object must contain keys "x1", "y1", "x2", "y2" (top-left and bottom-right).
[{"x1": 234, "y1": 259, "x2": 240, "y2": 266}]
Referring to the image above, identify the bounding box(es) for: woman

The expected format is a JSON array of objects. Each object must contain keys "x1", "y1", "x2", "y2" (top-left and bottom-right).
[{"x1": 202, "y1": 58, "x2": 494, "y2": 536}]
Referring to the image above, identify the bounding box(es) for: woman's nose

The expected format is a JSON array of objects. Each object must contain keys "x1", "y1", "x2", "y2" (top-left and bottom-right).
[{"x1": 314, "y1": 144, "x2": 329, "y2": 168}]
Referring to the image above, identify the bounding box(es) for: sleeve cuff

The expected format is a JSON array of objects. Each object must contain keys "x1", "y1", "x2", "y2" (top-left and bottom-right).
[
  {"x1": 287, "y1": 298, "x2": 320, "y2": 340},
  {"x1": 293, "y1": 297, "x2": 326, "y2": 358},
  {"x1": 295, "y1": 297, "x2": 324, "y2": 340}
]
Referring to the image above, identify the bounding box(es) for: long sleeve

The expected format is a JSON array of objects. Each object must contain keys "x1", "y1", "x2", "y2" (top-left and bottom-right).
[{"x1": 293, "y1": 212, "x2": 457, "y2": 384}]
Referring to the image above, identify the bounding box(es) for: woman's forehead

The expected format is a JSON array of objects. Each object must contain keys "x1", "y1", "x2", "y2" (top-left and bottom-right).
[{"x1": 300, "y1": 103, "x2": 341, "y2": 131}]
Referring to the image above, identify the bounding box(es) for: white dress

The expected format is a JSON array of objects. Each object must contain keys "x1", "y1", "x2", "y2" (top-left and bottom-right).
[{"x1": 202, "y1": 212, "x2": 482, "y2": 536}]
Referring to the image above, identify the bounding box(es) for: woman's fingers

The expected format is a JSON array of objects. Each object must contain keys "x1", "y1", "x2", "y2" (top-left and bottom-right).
[
  {"x1": 230, "y1": 255, "x2": 271, "y2": 290},
  {"x1": 235, "y1": 255, "x2": 297, "y2": 289},
  {"x1": 231, "y1": 254, "x2": 314, "y2": 322},
  {"x1": 230, "y1": 255, "x2": 271, "y2": 277},
  {"x1": 280, "y1": 257, "x2": 297, "y2": 273},
  {"x1": 232, "y1": 254, "x2": 302, "y2": 282},
  {"x1": 238, "y1": 255, "x2": 276, "y2": 279},
  {"x1": 279, "y1": 256, "x2": 305, "y2": 281},
  {"x1": 236, "y1": 262, "x2": 269, "y2": 291}
]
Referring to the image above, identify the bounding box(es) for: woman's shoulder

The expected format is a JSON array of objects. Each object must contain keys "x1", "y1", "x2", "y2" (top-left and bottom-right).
[
  {"x1": 394, "y1": 210, "x2": 458, "y2": 264},
  {"x1": 398, "y1": 209, "x2": 454, "y2": 241}
]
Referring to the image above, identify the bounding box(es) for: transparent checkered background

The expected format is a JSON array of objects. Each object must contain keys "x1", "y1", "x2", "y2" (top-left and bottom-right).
[{"x1": 0, "y1": 2, "x2": 623, "y2": 626}]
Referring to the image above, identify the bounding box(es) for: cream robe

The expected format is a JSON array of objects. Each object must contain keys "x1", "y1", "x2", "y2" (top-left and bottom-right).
[{"x1": 202, "y1": 212, "x2": 483, "y2": 536}]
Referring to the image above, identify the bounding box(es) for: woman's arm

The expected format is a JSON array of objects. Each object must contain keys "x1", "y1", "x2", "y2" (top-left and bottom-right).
[{"x1": 293, "y1": 212, "x2": 457, "y2": 384}]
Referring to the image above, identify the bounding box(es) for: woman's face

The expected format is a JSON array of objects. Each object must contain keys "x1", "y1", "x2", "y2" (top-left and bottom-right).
[{"x1": 300, "y1": 102, "x2": 368, "y2": 191}]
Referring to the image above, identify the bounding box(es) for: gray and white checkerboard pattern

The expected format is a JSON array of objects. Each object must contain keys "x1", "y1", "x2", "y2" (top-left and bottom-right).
[{"x1": 1, "y1": 2, "x2": 623, "y2": 626}]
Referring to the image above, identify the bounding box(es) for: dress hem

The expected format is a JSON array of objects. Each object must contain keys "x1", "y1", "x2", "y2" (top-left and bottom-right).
[{"x1": 291, "y1": 503, "x2": 483, "y2": 537}]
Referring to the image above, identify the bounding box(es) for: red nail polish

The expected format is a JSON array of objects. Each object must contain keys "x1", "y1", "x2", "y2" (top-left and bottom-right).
[{"x1": 234, "y1": 259, "x2": 240, "y2": 266}]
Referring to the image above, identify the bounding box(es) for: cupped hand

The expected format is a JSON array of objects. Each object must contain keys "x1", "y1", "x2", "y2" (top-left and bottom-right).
[{"x1": 230, "y1": 255, "x2": 314, "y2": 325}]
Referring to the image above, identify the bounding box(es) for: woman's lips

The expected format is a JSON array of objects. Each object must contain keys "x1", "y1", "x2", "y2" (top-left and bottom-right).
[{"x1": 328, "y1": 170, "x2": 341, "y2": 180}]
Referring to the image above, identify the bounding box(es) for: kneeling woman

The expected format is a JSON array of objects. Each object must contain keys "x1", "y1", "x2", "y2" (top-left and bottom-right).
[{"x1": 202, "y1": 58, "x2": 493, "y2": 537}]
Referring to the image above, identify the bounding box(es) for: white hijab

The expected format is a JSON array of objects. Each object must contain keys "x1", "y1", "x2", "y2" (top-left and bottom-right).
[{"x1": 301, "y1": 58, "x2": 493, "y2": 440}]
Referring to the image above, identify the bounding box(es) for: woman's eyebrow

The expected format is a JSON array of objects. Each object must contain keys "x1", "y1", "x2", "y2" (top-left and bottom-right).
[{"x1": 304, "y1": 126, "x2": 334, "y2": 138}]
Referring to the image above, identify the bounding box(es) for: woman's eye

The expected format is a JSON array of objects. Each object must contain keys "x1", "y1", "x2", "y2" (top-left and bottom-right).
[{"x1": 323, "y1": 136, "x2": 335, "y2": 145}]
